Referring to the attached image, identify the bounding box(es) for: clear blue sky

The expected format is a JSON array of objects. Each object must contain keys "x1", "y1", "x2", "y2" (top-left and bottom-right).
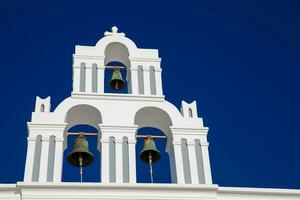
[{"x1": 0, "y1": 0, "x2": 299, "y2": 189}]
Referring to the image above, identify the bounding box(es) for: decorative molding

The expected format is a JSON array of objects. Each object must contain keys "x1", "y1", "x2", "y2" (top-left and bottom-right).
[{"x1": 71, "y1": 92, "x2": 165, "y2": 102}]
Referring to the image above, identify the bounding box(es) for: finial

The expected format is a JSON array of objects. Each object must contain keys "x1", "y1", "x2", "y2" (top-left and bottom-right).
[{"x1": 104, "y1": 26, "x2": 125, "y2": 37}]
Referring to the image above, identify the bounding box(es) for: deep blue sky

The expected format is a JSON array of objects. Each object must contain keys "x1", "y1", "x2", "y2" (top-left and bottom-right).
[{"x1": 0, "y1": 0, "x2": 299, "y2": 189}]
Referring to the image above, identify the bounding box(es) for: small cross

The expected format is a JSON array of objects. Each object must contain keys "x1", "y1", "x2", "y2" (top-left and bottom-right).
[{"x1": 104, "y1": 26, "x2": 125, "y2": 37}]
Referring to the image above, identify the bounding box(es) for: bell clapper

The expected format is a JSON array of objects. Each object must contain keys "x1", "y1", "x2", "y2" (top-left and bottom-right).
[
  {"x1": 148, "y1": 152, "x2": 154, "y2": 183},
  {"x1": 79, "y1": 153, "x2": 83, "y2": 182}
]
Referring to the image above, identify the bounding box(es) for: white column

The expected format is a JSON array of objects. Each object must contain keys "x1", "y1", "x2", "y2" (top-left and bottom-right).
[
  {"x1": 73, "y1": 66, "x2": 80, "y2": 93},
  {"x1": 128, "y1": 139, "x2": 136, "y2": 183},
  {"x1": 101, "y1": 138, "x2": 110, "y2": 183},
  {"x1": 143, "y1": 66, "x2": 151, "y2": 95},
  {"x1": 187, "y1": 141, "x2": 199, "y2": 184},
  {"x1": 97, "y1": 66, "x2": 105, "y2": 94},
  {"x1": 24, "y1": 137, "x2": 36, "y2": 182},
  {"x1": 173, "y1": 141, "x2": 185, "y2": 184},
  {"x1": 115, "y1": 138, "x2": 123, "y2": 183},
  {"x1": 201, "y1": 142, "x2": 212, "y2": 184},
  {"x1": 39, "y1": 136, "x2": 50, "y2": 182},
  {"x1": 53, "y1": 137, "x2": 64, "y2": 182},
  {"x1": 155, "y1": 68, "x2": 163, "y2": 95},
  {"x1": 85, "y1": 64, "x2": 92, "y2": 93},
  {"x1": 130, "y1": 67, "x2": 138, "y2": 94}
]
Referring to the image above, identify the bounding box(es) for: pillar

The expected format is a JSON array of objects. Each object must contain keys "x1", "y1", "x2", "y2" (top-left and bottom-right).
[
  {"x1": 173, "y1": 140, "x2": 185, "y2": 184},
  {"x1": 85, "y1": 64, "x2": 93, "y2": 93},
  {"x1": 39, "y1": 136, "x2": 50, "y2": 182},
  {"x1": 100, "y1": 138, "x2": 110, "y2": 183},
  {"x1": 143, "y1": 66, "x2": 151, "y2": 95},
  {"x1": 53, "y1": 136, "x2": 64, "y2": 182},
  {"x1": 24, "y1": 137, "x2": 37, "y2": 182},
  {"x1": 115, "y1": 137, "x2": 123, "y2": 183},
  {"x1": 128, "y1": 139, "x2": 137, "y2": 183},
  {"x1": 201, "y1": 142, "x2": 212, "y2": 184},
  {"x1": 155, "y1": 68, "x2": 163, "y2": 95},
  {"x1": 97, "y1": 66, "x2": 105, "y2": 94},
  {"x1": 73, "y1": 66, "x2": 81, "y2": 93},
  {"x1": 187, "y1": 141, "x2": 199, "y2": 184},
  {"x1": 130, "y1": 67, "x2": 139, "y2": 94}
]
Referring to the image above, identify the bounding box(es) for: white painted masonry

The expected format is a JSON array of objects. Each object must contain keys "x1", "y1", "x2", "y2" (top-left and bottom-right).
[{"x1": 1, "y1": 26, "x2": 299, "y2": 200}]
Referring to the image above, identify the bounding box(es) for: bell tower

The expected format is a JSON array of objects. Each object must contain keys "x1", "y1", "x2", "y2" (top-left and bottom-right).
[{"x1": 23, "y1": 26, "x2": 212, "y2": 185}]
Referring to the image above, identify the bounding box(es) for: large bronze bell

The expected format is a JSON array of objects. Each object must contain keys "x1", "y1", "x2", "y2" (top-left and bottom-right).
[
  {"x1": 109, "y1": 68, "x2": 125, "y2": 90},
  {"x1": 67, "y1": 133, "x2": 94, "y2": 168},
  {"x1": 140, "y1": 136, "x2": 161, "y2": 164}
]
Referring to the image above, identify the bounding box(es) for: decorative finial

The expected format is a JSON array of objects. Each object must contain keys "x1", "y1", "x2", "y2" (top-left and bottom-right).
[{"x1": 104, "y1": 26, "x2": 125, "y2": 37}]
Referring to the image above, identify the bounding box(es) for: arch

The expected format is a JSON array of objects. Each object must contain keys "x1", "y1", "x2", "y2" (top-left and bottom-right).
[
  {"x1": 104, "y1": 42, "x2": 130, "y2": 68},
  {"x1": 65, "y1": 104, "x2": 102, "y2": 131},
  {"x1": 134, "y1": 107, "x2": 173, "y2": 136},
  {"x1": 95, "y1": 35, "x2": 137, "y2": 57}
]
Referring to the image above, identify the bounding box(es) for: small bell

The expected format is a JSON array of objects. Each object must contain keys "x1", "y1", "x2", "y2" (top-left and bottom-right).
[
  {"x1": 109, "y1": 68, "x2": 125, "y2": 90},
  {"x1": 140, "y1": 136, "x2": 161, "y2": 163},
  {"x1": 67, "y1": 133, "x2": 94, "y2": 182}
]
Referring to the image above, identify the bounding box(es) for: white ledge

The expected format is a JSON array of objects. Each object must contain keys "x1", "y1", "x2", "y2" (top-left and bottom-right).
[{"x1": 71, "y1": 92, "x2": 165, "y2": 102}]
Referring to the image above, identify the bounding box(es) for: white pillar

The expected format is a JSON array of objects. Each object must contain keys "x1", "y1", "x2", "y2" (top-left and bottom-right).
[
  {"x1": 73, "y1": 66, "x2": 80, "y2": 93},
  {"x1": 97, "y1": 66, "x2": 105, "y2": 94},
  {"x1": 53, "y1": 137, "x2": 64, "y2": 182},
  {"x1": 85, "y1": 64, "x2": 92, "y2": 93},
  {"x1": 187, "y1": 141, "x2": 199, "y2": 184},
  {"x1": 128, "y1": 139, "x2": 136, "y2": 183},
  {"x1": 101, "y1": 138, "x2": 110, "y2": 183},
  {"x1": 173, "y1": 141, "x2": 185, "y2": 184},
  {"x1": 39, "y1": 136, "x2": 50, "y2": 182},
  {"x1": 155, "y1": 68, "x2": 163, "y2": 95},
  {"x1": 130, "y1": 67, "x2": 138, "y2": 94},
  {"x1": 115, "y1": 138, "x2": 123, "y2": 183},
  {"x1": 24, "y1": 137, "x2": 36, "y2": 182},
  {"x1": 201, "y1": 142, "x2": 212, "y2": 184},
  {"x1": 143, "y1": 66, "x2": 151, "y2": 95}
]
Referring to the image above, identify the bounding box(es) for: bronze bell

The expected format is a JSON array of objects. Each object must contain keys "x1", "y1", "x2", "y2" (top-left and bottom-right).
[
  {"x1": 67, "y1": 133, "x2": 94, "y2": 168},
  {"x1": 109, "y1": 68, "x2": 125, "y2": 90},
  {"x1": 140, "y1": 136, "x2": 161, "y2": 164}
]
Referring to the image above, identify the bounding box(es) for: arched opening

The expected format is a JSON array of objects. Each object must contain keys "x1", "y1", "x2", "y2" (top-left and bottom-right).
[
  {"x1": 104, "y1": 42, "x2": 130, "y2": 94},
  {"x1": 63, "y1": 105, "x2": 102, "y2": 182},
  {"x1": 134, "y1": 107, "x2": 173, "y2": 183},
  {"x1": 40, "y1": 104, "x2": 45, "y2": 112},
  {"x1": 135, "y1": 127, "x2": 171, "y2": 183},
  {"x1": 188, "y1": 108, "x2": 193, "y2": 118},
  {"x1": 62, "y1": 125, "x2": 100, "y2": 182},
  {"x1": 104, "y1": 61, "x2": 128, "y2": 94}
]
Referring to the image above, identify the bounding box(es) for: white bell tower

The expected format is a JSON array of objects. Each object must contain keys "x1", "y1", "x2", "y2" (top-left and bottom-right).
[{"x1": 23, "y1": 26, "x2": 212, "y2": 185}]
